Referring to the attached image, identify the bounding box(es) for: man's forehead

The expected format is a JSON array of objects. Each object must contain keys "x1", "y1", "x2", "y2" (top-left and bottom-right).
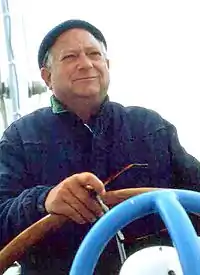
[{"x1": 51, "y1": 28, "x2": 103, "y2": 52}]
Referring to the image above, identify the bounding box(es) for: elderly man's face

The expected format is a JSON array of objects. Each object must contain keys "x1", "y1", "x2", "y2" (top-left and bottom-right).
[{"x1": 42, "y1": 28, "x2": 110, "y2": 105}]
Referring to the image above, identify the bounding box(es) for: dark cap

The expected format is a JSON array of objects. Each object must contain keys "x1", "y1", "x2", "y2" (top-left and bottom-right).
[{"x1": 38, "y1": 19, "x2": 107, "y2": 69}]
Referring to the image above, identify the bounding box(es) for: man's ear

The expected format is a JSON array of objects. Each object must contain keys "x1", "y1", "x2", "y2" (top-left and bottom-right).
[{"x1": 41, "y1": 67, "x2": 52, "y2": 90}]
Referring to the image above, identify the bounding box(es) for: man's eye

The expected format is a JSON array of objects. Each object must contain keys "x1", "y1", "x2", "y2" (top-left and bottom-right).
[
  {"x1": 88, "y1": 51, "x2": 102, "y2": 57},
  {"x1": 62, "y1": 54, "x2": 76, "y2": 60}
]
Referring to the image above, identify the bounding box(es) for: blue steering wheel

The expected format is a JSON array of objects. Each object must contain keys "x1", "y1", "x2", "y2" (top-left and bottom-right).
[{"x1": 70, "y1": 189, "x2": 200, "y2": 275}]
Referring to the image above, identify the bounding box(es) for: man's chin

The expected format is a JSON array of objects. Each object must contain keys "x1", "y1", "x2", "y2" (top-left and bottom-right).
[
  {"x1": 74, "y1": 89, "x2": 102, "y2": 98},
  {"x1": 73, "y1": 91, "x2": 107, "y2": 106}
]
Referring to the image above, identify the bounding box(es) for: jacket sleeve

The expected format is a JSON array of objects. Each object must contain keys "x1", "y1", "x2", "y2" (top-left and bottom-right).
[
  {"x1": 166, "y1": 122, "x2": 200, "y2": 191},
  {"x1": 0, "y1": 123, "x2": 52, "y2": 248}
]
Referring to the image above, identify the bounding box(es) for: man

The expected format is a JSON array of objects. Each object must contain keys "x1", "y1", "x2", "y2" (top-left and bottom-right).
[{"x1": 0, "y1": 19, "x2": 200, "y2": 274}]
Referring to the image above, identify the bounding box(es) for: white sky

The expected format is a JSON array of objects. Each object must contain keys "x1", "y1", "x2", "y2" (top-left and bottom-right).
[{"x1": 1, "y1": 0, "x2": 200, "y2": 160}]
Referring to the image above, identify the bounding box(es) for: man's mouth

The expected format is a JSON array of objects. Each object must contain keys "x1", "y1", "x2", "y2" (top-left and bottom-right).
[{"x1": 73, "y1": 76, "x2": 98, "y2": 82}]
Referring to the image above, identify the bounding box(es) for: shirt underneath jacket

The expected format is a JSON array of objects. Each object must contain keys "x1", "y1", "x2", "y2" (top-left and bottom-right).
[{"x1": 0, "y1": 95, "x2": 200, "y2": 274}]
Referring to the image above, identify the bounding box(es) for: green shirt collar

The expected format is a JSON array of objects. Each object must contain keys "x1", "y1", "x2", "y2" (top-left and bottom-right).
[
  {"x1": 51, "y1": 94, "x2": 109, "y2": 114},
  {"x1": 50, "y1": 95, "x2": 68, "y2": 114}
]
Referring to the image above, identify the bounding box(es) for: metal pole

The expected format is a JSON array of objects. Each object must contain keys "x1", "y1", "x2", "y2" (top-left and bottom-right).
[{"x1": 0, "y1": 0, "x2": 21, "y2": 121}]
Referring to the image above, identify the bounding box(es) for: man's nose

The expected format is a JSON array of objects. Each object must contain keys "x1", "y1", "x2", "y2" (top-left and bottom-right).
[{"x1": 77, "y1": 53, "x2": 93, "y2": 70}]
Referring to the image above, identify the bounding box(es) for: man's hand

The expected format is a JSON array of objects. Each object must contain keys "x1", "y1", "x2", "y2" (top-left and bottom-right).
[{"x1": 45, "y1": 172, "x2": 105, "y2": 224}]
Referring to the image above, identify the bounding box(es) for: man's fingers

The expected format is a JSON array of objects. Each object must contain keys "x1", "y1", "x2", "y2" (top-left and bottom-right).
[
  {"x1": 67, "y1": 186, "x2": 103, "y2": 217},
  {"x1": 62, "y1": 189, "x2": 101, "y2": 222},
  {"x1": 72, "y1": 172, "x2": 106, "y2": 195},
  {"x1": 51, "y1": 202, "x2": 87, "y2": 224}
]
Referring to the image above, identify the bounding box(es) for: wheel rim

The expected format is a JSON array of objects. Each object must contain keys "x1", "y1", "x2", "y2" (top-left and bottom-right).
[{"x1": 70, "y1": 189, "x2": 200, "y2": 275}]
